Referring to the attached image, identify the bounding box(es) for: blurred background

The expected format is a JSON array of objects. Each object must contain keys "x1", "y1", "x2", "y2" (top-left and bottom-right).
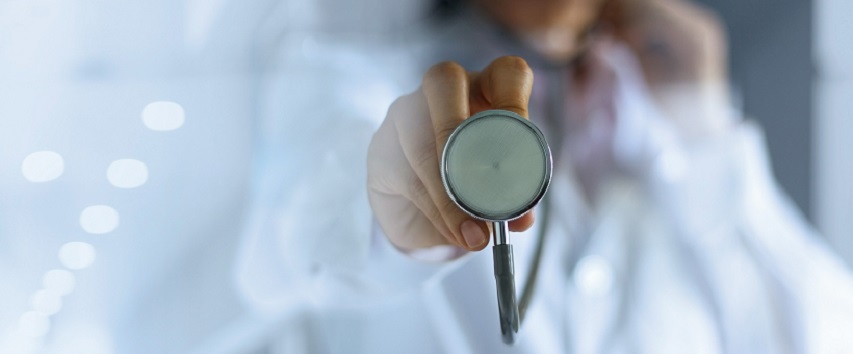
[{"x1": 0, "y1": 0, "x2": 850, "y2": 353}]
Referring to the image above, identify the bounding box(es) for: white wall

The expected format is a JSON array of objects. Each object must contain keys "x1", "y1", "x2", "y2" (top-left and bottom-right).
[{"x1": 815, "y1": 0, "x2": 853, "y2": 265}]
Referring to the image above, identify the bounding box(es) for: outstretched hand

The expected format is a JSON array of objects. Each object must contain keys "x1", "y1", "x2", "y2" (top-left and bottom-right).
[{"x1": 367, "y1": 56, "x2": 537, "y2": 252}]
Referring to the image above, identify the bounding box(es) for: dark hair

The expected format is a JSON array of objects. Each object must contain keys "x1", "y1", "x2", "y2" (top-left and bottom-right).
[{"x1": 430, "y1": 0, "x2": 465, "y2": 21}]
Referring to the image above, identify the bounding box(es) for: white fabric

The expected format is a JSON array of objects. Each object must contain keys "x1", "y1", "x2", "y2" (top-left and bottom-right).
[{"x1": 236, "y1": 18, "x2": 853, "y2": 354}]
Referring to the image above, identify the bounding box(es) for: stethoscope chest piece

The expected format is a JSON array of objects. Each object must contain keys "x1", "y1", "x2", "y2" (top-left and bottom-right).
[{"x1": 441, "y1": 109, "x2": 552, "y2": 344}]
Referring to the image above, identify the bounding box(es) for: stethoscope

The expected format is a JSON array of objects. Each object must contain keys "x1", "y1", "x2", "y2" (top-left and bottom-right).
[
  {"x1": 441, "y1": 109, "x2": 553, "y2": 345},
  {"x1": 434, "y1": 4, "x2": 602, "y2": 343}
]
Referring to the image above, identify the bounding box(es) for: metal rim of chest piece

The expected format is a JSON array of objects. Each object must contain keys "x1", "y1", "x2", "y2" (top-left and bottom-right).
[{"x1": 440, "y1": 109, "x2": 553, "y2": 223}]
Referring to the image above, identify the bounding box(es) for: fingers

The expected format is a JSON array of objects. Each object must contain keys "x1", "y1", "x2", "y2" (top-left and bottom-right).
[
  {"x1": 368, "y1": 56, "x2": 538, "y2": 253},
  {"x1": 418, "y1": 57, "x2": 537, "y2": 248},
  {"x1": 409, "y1": 66, "x2": 492, "y2": 250},
  {"x1": 603, "y1": 0, "x2": 725, "y2": 85},
  {"x1": 472, "y1": 56, "x2": 535, "y2": 119},
  {"x1": 422, "y1": 61, "x2": 472, "y2": 158},
  {"x1": 369, "y1": 190, "x2": 449, "y2": 251},
  {"x1": 367, "y1": 105, "x2": 453, "y2": 250},
  {"x1": 508, "y1": 212, "x2": 535, "y2": 232}
]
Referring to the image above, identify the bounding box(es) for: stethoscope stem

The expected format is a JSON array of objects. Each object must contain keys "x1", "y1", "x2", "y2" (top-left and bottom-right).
[
  {"x1": 492, "y1": 221, "x2": 510, "y2": 245},
  {"x1": 492, "y1": 220, "x2": 519, "y2": 344}
]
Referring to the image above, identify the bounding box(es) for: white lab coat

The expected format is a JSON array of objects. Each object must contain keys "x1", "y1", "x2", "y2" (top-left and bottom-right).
[{"x1": 236, "y1": 9, "x2": 853, "y2": 354}]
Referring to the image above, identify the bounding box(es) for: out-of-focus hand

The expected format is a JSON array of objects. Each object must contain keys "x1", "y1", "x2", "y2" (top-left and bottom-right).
[
  {"x1": 603, "y1": 0, "x2": 733, "y2": 137},
  {"x1": 603, "y1": 0, "x2": 727, "y2": 86},
  {"x1": 367, "y1": 56, "x2": 536, "y2": 253}
]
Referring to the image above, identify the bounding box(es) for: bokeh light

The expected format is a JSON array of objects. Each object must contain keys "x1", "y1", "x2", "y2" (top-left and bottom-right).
[
  {"x1": 79, "y1": 205, "x2": 120, "y2": 234},
  {"x1": 141, "y1": 101, "x2": 185, "y2": 131},
  {"x1": 573, "y1": 255, "x2": 615, "y2": 298},
  {"x1": 20, "y1": 151, "x2": 64, "y2": 183},
  {"x1": 106, "y1": 159, "x2": 149, "y2": 188},
  {"x1": 58, "y1": 242, "x2": 97, "y2": 270}
]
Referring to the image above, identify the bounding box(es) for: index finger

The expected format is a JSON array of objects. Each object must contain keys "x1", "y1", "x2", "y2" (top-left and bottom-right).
[{"x1": 470, "y1": 56, "x2": 535, "y2": 119}]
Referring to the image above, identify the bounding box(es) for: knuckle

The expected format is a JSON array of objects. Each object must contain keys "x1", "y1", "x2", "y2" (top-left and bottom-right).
[
  {"x1": 424, "y1": 203, "x2": 443, "y2": 226},
  {"x1": 493, "y1": 55, "x2": 532, "y2": 75},
  {"x1": 366, "y1": 133, "x2": 386, "y2": 173},
  {"x1": 413, "y1": 140, "x2": 438, "y2": 171},
  {"x1": 443, "y1": 204, "x2": 469, "y2": 242},
  {"x1": 386, "y1": 95, "x2": 414, "y2": 119},
  {"x1": 406, "y1": 194, "x2": 453, "y2": 242},
  {"x1": 438, "y1": 195, "x2": 467, "y2": 244},
  {"x1": 406, "y1": 174, "x2": 430, "y2": 201},
  {"x1": 425, "y1": 207, "x2": 451, "y2": 240},
  {"x1": 367, "y1": 171, "x2": 395, "y2": 196},
  {"x1": 366, "y1": 145, "x2": 381, "y2": 175},
  {"x1": 366, "y1": 135, "x2": 406, "y2": 195},
  {"x1": 434, "y1": 124, "x2": 458, "y2": 143},
  {"x1": 424, "y1": 61, "x2": 466, "y2": 86},
  {"x1": 366, "y1": 123, "x2": 396, "y2": 172},
  {"x1": 439, "y1": 196, "x2": 463, "y2": 222},
  {"x1": 386, "y1": 97, "x2": 405, "y2": 118}
]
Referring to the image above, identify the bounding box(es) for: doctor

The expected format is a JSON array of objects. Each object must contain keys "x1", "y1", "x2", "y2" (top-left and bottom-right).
[{"x1": 237, "y1": 0, "x2": 853, "y2": 352}]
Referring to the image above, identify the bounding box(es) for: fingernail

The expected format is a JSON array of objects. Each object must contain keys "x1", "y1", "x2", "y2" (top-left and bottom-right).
[{"x1": 461, "y1": 220, "x2": 487, "y2": 248}]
